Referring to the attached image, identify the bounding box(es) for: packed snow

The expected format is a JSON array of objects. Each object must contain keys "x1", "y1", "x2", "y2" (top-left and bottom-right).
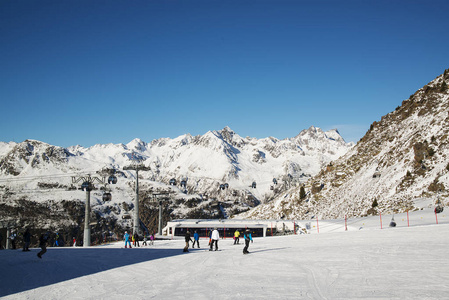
[{"x1": 1, "y1": 206, "x2": 448, "y2": 299}]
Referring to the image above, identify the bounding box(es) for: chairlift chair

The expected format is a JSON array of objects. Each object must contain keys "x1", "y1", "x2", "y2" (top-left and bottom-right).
[
  {"x1": 435, "y1": 196, "x2": 444, "y2": 213},
  {"x1": 169, "y1": 178, "x2": 177, "y2": 186},
  {"x1": 81, "y1": 181, "x2": 93, "y2": 192},
  {"x1": 373, "y1": 167, "x2": 381, "y2": 178},
  {"x1": 102, "y1": 192, "x2": 112, "y2": 201},
  {"x1": 108, "y1": 175, "x2": 117, "y2": 184},
  {"x1": 389, "y1": 215, "x2": 396, "y2": 227},
  {"x1": 251, "y1": 181, "x2": 257, "y2": 189}
]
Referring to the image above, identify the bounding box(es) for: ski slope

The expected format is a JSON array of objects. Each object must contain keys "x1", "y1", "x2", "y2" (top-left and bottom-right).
[{"x1": 1, "y1": 210, "x2": 448, "y2": 299}]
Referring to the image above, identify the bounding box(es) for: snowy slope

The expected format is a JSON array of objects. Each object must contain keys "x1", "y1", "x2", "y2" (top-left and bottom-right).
[
  {"x1": 1, "y1": 210, "x2": 448, "y2": 299},
  {"x1": 241, "y1": 69, "x2": 449, "y2": 220}
]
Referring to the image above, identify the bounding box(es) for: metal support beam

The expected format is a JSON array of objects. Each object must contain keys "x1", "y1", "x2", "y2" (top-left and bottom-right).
[
  {"x1": 158, "y1": 200, "x2": 163, "y2": 235},
  {"x1": 151, "y1": 191, "x2": 170, "y2": 236},
  {"x1": 72, "y1": 174, "x2": 113, "y2": 247},
  {"x1": 83, "y1": 190, "x2": 91, "y2": 247},
  {"x1": 123, "y1": 161, "x2": 150, "y2": 236},
  {"x1": 133, "y1": 169, "x2": 139, "y2": 236},
  {"x1": 6, "y1": 227, "x2": 11, "y2": 250}
]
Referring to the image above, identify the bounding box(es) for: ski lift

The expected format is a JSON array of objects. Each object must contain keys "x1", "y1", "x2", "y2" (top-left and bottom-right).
[
  {"x1": 435, "y1": 196, "x2": 444, "y2": 213},
  {"x1": 169, "y1": 178, "x2": 177, "y2": 186},
  {"x1": 435, "y1": 206, "x2": 444, "y2": 214},
  {"x1": 373, "y1": 168, "x2": 381, "y2": 178},
  {"x1": 389, "y1": 215, "x2": 396, "y2": 227},
  {"x1": 108, "y1": 175, "x2": 117, "y2": 184},
  {"x1": 81, "y1": 181, "x2": 93, "y2": 192},
  {"x1": 273, "y1": 178, "x2": 277, "y2": 185},
  {"x1": 251, "y1": 181, "x2": 257, "y2": 189},
  {"x1": 102, "y1": 192, "x2": 112, "y2": 201}
]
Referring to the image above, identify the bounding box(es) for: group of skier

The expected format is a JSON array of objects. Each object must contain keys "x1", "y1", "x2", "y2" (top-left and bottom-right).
[
  {"x1": 123, "y1": 231, "x2": 155, "y2": 248},
  {"x1": 182, "y1": 228, "x2": 253, "y2": 254},
  {"x1": 0, "y1": 228, "x2": 54, "y2": 259}
]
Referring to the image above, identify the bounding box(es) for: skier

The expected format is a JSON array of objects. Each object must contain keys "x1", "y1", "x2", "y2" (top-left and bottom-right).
[
  {"x1": 22, "y1": 228, "x2": 31, "y2": 252},
  {"x1": 243, "y1": 229, "x2": 253, "y2": 254},
  {"x1": 10, "y1": 232, "x2": 16, "y2": 249},
  {"x1": 37, "y1": 232, "x2": 49, "y2": 258},
  {"x1": 134, "y1": 233, "x2": 140, "y2": 247},
  {"x1": 234, "y1": 229, "x2": 240, "y2": 245},
  {"x1": 209, "y1": 227, "x2": 219, "y2": 251},
  {"x1": 124, "y1": 231, "x2": 132, "y2": 248},
  {"x1": 142, "y1": 234, "x2": 148, "y2": 246},
  {"x1": 73, "y1": 237, "x2": 76, "y2": 247},
  {"x1": 192, "y1": 230, "x2": 200, "y2": 248},
  {"x1": 184, "y1": 231, "x2": 193, "y2": 252},
  {"x1": 149, "y1": 233, "x2": 154, "y2": 246}
]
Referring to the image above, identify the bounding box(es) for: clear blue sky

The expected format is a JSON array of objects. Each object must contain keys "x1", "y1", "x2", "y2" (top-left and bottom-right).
[{"x1": 1, "y1": 0, "x2": 448, "y2": 148}]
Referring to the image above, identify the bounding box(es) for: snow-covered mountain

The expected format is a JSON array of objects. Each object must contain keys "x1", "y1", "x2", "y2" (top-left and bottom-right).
[
  {"x1": 241, "y1": 69, "x2": 449, "y2": 220},
  {"x1": 0, "y1": 126, "x2": 352, "y2": 238}
]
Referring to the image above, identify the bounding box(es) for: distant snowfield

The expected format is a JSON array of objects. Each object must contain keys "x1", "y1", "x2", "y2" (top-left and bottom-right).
[{"x1": 1, "y1": 208, "x2": 449, "y2": 299}]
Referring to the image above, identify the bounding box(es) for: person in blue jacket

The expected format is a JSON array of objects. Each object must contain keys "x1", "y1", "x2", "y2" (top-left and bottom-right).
[
  {"x1": 192, "y1": 230, "x2": 200, "y2": 248},
  {"x1": 124, "y1": 231, "x2": 132, "y2": 248},
  {"x1": 243, "y1": 229, "x2": 253, "y2": 254}
]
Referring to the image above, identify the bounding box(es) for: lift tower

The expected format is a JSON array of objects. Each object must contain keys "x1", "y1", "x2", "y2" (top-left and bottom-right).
[
  {"x1": 72, "y1": 174, "x2": 116, "y2": 247},
  {"x1": 124, "y1": 155, "x2": 150, "y2": 236}
]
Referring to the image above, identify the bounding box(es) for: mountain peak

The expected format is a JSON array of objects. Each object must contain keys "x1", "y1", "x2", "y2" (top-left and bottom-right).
[{"x1": 126, "y1": 138, "x2": 147, "y2": 151}]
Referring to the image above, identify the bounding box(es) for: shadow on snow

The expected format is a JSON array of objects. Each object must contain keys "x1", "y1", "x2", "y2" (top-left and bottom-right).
[
  {"x1": 248, "y1": 247, "x2": 289, "y2": 254},
  {"x1": 0, "y1": 246, "x2": 184, "y2": 297}
]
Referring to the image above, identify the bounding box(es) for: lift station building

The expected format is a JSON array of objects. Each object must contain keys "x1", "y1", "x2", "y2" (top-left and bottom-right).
[{"x1": 164, "y1": 219, "x2": 300, "y2": 238}]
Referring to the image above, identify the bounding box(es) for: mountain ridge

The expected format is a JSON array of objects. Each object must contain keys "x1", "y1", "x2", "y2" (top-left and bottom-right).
[
  {"x1": 240, "y1": 68, "x2": 449, "y2": 220},
  {"x1": 0, "y1": 125, "x2": 352, "y2": 237}
]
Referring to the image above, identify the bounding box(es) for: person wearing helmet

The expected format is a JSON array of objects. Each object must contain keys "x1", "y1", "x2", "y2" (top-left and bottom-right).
[
  {"x1": 124, "y1": 231, "x2": 132, "y2": 248},
  {"x1": 243, "y1": 229, "x2": 253, "y2": 254}
]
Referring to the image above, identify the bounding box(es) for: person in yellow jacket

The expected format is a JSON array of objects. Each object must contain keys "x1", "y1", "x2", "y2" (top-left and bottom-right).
[{"x1": 234, "y1": 229, "x2": 240, "y2": 245}]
